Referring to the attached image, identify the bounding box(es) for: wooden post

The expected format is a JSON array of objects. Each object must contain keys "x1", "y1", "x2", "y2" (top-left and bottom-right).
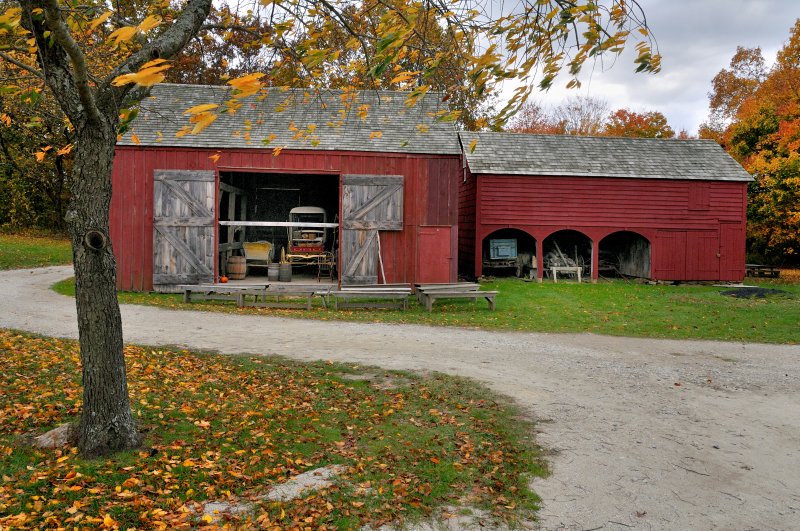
[
  {"x1": 240, "y1": 194, "x2": 247, "y2": 242},
  {"x1": 536, "y1": 239, "x2": 544, "y2": 283},
  {"x1": 225, "y1": 191, "x2": 235, "y2": 247},
  {"x1": 591, "y1": 239, "x2": 599, "y2": 283}
]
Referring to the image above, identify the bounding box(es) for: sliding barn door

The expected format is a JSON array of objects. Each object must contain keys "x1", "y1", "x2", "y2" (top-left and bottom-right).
[
  {"x1": 153, "y1": 170, "x2": 216, "y2": 292},
  {"x1": 340, "y1": 174, "x2": 403, "y2": 285}
]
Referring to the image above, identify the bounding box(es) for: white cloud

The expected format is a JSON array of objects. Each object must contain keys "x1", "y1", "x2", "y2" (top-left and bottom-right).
[{"x1": 500, "y1": 0, "x2": 798, "y2": 134}]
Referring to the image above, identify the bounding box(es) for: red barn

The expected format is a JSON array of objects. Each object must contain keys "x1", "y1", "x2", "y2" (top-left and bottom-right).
[
  {"x1": 458, "y1": 132, "x2": 753, "y2": 282},
  {"x1": 111, "y1": 85, "x2": 462, "y2": 291},
  {"x1": 111, "y1": 86, "x2": 753, "y2": 291}
]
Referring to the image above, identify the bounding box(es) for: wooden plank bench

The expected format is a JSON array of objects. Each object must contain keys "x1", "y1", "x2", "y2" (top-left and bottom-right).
[
  {"x1": 241, "y1": 284, "x2": 333, "y2": 310},
  {"x1": 332, "y1": 287, "x2": 411, "y2": 310},
  {"x1": 418, "y1": 289, "x2": 498, "y2": 312},
  {"x1": 746, "y1": 264, "x2": 780, "y2": 278},
  {"x1": 179, "y1": 284, "x2": 270, "y2": 306},
  {"x1": 341, "y1": 283, "x2": 413, "y2": 291}
]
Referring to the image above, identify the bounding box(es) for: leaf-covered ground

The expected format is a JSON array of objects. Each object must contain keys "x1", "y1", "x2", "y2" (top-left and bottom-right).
[{"x1": 0, "y1": 330, "x2": 545, "y2": 529}]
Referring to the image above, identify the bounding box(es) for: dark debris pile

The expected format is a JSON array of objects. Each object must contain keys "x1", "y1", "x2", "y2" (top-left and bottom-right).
[{"x1": 720, "y1": 287, "x2": 791, "y2": 299}]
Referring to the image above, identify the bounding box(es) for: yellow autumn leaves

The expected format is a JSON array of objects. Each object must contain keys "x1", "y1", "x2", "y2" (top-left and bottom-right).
[
  {"x1": 104, "y1": 13, "x2": 162, "y2": 47},
  {"x1": 34, "y1": 144, "x2": 73, "y2": 162},
  {"x1": 112, "y1": 59, "x2": 171, "y2": 88},
  {"x1": 173, "y1": 74, "x2": 267, "y2": 136},
  {"x1": 182, "y1": 103, "x2": 219, "y2": 136}
]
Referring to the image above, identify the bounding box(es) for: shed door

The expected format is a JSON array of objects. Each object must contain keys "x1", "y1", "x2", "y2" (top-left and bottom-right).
[
  {"x1": 686, "y1": 230, "x2": 720, "y2": 280},
  {"x1": 417, "y1": 226, "x2": 454, "y2": 283},
  {"x1": 720, "y1": 222, "x2": 745, "y2": 281},
  {"x1": 654, "y1": 230, "x2": 687, "y2": 280},
  {"x1": 153, "y1": 170, "x2": 216, "y2": 291},
  {"x1": 341, "y1": 174, "x2": 403, "y2": 285}
]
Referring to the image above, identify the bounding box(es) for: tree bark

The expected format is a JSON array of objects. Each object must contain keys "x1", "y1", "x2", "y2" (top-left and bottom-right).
[{"x1": 68, "y1": 119, "x2": 140, "y2": 457}]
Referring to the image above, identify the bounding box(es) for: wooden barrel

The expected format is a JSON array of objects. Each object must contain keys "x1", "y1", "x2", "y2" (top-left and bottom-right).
[
  {"x1": 267, "y1": 264, "x2": 280, "y2": 281},
  {"x1": 227, "y1": 256, "x2": 246, "y2": 280},
  {"x1": 278, "y1": 263, "x2": 292, "y2": 282}
]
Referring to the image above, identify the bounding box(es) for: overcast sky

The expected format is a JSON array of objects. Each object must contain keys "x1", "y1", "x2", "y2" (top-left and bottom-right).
[{"x1": 503, "y1": 0, "x2": 799, "y2": 135}]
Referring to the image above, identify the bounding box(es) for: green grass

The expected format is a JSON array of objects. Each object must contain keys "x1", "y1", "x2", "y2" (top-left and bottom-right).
[
  {"x1": 0, "y1": 233, "x2": 72, "y2": 270},
  {"x1": 52, "y1": 276, "x2": 800, "y2": 344},
  {"x1": 0, "y1": 330, "x2": 545, "y2": 529}
]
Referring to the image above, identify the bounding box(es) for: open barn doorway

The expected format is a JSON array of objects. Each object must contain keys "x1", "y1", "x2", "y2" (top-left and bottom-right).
[
  {"x1": 481, "y1": 228, "x2": 537, "y2": 278},
  {"x1": 543, "y1": 230, "x2": 592, "y2": 280},
  {"x1": 218, "y1": 171, "x2": 340, "y2": 282},
  {"x1": 598, "y1": 231, "x2": 651, "y2": 278}
]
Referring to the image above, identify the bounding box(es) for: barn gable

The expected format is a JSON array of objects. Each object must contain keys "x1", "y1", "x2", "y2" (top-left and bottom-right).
[{"x1": 458, "y1": 132, "x2": 752, "y2": 283}]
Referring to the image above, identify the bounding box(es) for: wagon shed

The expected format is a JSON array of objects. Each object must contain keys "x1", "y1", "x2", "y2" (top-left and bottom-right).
[
  {"x1": 111, "y1": 84, "x2": 462, "y2": 291},
  {"x1": 458, "y1": 132, "x2": 753, "y2": 282}
]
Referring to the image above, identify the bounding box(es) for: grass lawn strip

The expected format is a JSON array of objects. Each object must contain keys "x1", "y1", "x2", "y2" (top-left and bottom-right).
[
  {"x1": 0, "y1": 233, "x2": 72, "y2": 270},
  {"x1": 52, "y1": 277, "x2": 800, "y2": 344},
  {"x1": 0, "y1": 330, "x2": 545, "y2": 529}
]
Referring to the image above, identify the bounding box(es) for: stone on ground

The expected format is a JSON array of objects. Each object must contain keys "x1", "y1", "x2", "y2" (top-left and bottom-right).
[
  {"x1": 261, "y1": 464, "x2": 347, "y2": 502},
  {"x1": 196, "y1": 464, "x2": 347, "y2": 523},
  {"x1": 33, "y1": 424, "x2": 71, "y2": 449}
]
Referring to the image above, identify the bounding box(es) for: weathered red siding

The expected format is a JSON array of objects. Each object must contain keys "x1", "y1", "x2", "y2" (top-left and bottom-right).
[
  {"x1": 460, "y1": 173, "x2": 747, "y2": 281},
  {"x1": 111, "y1": 146, "x2": 461, "y2": 291},
  {"x1": 458, "y1": 166, "x2": 477, "y2": 277}
]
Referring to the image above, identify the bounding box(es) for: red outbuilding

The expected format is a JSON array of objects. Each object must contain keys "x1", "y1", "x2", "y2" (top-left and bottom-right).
[
  {"x1": 111, "y1": 84, "x2": 462, "y2": 291},
  {"x1": 458, "y1": 132, "x2": 753, "y2": 282}
]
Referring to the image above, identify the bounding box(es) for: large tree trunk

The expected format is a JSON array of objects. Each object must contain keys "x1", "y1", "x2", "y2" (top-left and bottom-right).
[
  {"x1": 68, "y1": 120, "x2": 140, "y2": 457},
  {"x1": 13, "y1": 0, "x2": 212, "y2": 458}
]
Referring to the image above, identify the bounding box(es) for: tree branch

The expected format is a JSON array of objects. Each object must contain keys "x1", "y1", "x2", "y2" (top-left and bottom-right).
[
  {"x1": 18, "y1": 1, "x2": 83, "y2": 122},
  {"x1": 41, "y1": 0, "x2": 102, "y2": 124},
  {"x1": 0, "y1": 51, "x2": 44, "y2": 79},
  {"x1": 315, "y1": 0, "x2": 373, "y2": 69},
  {"x1": 102, "y1": 0, "x2": 213, "y2": 108}
]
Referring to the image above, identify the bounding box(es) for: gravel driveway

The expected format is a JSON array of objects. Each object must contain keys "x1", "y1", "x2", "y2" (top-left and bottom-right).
[{"x1": 2, "y1": 266, "x2": 798, "y2": 530}]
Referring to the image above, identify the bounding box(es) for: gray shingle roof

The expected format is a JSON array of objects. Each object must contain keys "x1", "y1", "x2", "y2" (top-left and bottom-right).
[
  {"x1": 118, "y1": 84, "x2": 460, "y2": 155},
  {"x1": 459, "y1": 131, "x2": 753, "y2": 181}
]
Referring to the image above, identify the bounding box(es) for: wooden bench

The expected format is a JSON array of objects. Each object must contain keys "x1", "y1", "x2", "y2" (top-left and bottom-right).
[
  {"x1": 415, "y1": 283, "x2": 479, "y2": 302},
  {"x1": 418, "y1": 289, "x2": 498, "y2": 312},
  {"x1": 332, "y1": 286, "x2": 412, "y2": 310},
  {"x1": 179, "y1": 284, "x2": 269, "y2": 307},
  {"x1": 241, "y1": 284, "x2": 333, "y2": 310},
  {"x1": 342, "y1": 283, "x2": 413, "y2": 290},
  {"x1": 551, "y1": 266, "x2": 582, "y2": 283},
  {"x1": 746, "y1": 264, "x2": 780, "y2": 278}
]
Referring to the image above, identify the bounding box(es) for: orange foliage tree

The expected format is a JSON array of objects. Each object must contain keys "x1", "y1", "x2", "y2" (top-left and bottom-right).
[
  {"x1": 707, "y1": 19, "x2": 800, "y2": 264},
  {"x1": 604, "y1": 108, "x2": 675, "y2": 138},
  {"x1": 507, "y1": 101, "x2": 565, "y2": 134}
]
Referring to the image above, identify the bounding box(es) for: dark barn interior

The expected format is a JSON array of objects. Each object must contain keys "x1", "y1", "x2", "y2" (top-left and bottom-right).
[
  {"x1": 219, "y1": 172, "x2": 339, "y2": 255},
  {"x1": 481, "y1": 228, "x2": 537, "y2": 278},
  {"x1": 217, "y1": 172, "x2": 339, "y2": 279},
  {"x1": 598, "y1": 231, "x2": 651, "y2": 278},
  {"x1": 543, "y1": 230, "x2": 592, "y2": 278}
]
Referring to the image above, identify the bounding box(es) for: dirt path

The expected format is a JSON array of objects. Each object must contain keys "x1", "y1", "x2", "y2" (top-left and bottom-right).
[{"x1": 2, "y1": 266, "x2": 798, "y2": 530}]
